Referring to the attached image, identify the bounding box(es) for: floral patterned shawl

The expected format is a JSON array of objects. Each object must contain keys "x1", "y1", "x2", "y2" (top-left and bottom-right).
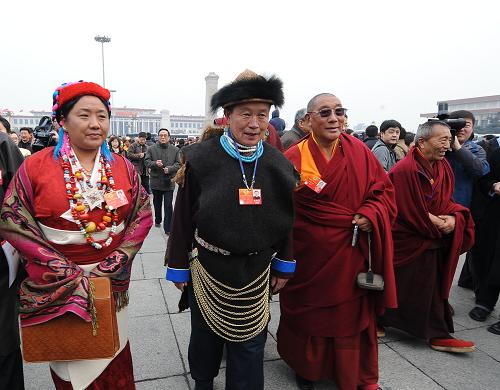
[{"x1": 0, "y1": 157, "x2": 152, "y2": 326}]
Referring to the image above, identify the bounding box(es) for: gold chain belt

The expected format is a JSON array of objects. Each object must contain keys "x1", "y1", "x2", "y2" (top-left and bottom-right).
[{"x1": 190, "y1": 257, "x2": 270, "y2": 342}]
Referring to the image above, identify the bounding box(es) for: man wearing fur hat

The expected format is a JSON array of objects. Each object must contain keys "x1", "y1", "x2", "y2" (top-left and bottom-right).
[{"x1": 166, "y1": 70, "x2": 297, "y2": 390}]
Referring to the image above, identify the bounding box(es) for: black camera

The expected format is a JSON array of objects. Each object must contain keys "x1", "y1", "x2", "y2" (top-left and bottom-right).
[
  {"x1": 32, "y1": 116, "x2": 57, "y2": 153},
  {"x1": 428, "y1": 102, "x2": 466, "y2": 142}
]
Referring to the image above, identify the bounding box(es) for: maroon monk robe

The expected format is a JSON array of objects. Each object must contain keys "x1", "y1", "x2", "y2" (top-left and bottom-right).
[
  {"x1": 390, "y1": 147, "x2": 474, "y2": 298},
  {"x1": 382, "y1": 147, "x2": 474, "y2": 339},
  {"x1": 278, "y1": 133, "x2": 397, "y2": 389}
]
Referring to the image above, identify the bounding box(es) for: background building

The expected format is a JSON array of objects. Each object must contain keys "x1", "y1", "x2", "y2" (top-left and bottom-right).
[
  {"x1": 3, "y1": 107, "x2": 205, "y2": 138},
  {"x1": 3, "y1": 72, "x2": 218, "y2": 138},
  {"x1": 421, "y1": 95, "x2": 500, "y2": 134}
]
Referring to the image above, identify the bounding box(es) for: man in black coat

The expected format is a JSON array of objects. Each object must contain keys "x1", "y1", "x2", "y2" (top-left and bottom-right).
[
  {"x1": 469, "y1": 136, "x2": 500, "y2": 334},
  {"x1": 127, "y1": 132, "x2": 150, "y2": 194},
  {"x1": 145, "y1": 129, "x2": 180, "y2": 234},
  {"x1": 0, "y1": 132, "x2": 25, "y2": 390}
]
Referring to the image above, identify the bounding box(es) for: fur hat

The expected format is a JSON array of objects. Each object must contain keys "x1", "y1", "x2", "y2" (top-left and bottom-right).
[{"x1": 210, "y1": 70, "x2": 284, "y2": 113}]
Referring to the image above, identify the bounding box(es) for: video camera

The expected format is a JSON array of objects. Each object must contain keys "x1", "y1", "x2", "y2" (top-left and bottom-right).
[
  {"x1": 32, "y1": 116, "x2": 57, "y2": 153},
  {"x1": 428, "y1": 102, "x2": 466, "y2": 143}
]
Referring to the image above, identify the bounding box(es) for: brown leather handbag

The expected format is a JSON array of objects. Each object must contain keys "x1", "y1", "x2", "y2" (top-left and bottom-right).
[{"x1": 22, "y1": 277, "x2": 120, "y2": 362}]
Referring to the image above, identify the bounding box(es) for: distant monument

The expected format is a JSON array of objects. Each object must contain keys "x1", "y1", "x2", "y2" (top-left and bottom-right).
[
  {"x1": 205, "y1": 72, "x2": 219, "y2": 125},
  {"x1": 160, "y1": 109, "x2": 171, "y2": 130}
]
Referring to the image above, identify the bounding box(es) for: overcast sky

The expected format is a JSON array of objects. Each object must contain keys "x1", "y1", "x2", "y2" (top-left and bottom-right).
[{"x1": 2, "y1": 0, "x2": 499, "y2": 131}]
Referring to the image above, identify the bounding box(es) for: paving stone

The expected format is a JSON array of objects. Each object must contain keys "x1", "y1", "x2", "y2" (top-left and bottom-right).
[
  {"x1": 23, "y1": 362, "x2": 52, "y2": 390},
  {"x1": 455, "y1": 327, "x2": 500, "y2": 362},
  {"x1": 450, "y1": 301, "x2": 498, "y2": 330},
  {"x1": 268, "y1": 300, "x2": 280, "y2": 340},
  {"x1": 129, "y1": 314, "x2": 185, "y2": 381},
  {"x1": 139, "y1": 233, "x2": 167, "y2": 253},
  {"x1": 135, "y1": 375, "x2": 190, "y2": 390},
  {"x1": 130, "y1": 253, "x2": 145, "y2": 281},
  {"x1": 160, "y1": 278, "x2": 189, "y2": 314},
  {"x1": 388, "y1": 337, "x2": 499, "y2": 390},
  {"x1": 129, "y1": 279, "x2": 167, "y2": 318},
  {"x1": 379, "y1": 343, "x2": 442, "y2": 389},
  {"x1": 142, "y1": 251, "x2": 167, "y2": 279}
]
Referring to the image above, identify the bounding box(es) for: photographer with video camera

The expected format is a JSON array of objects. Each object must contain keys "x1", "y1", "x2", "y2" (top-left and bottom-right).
[
  {"x1": 446, "y1": 110, "x2": 489, "y2": 208},
  {"x1": 443, "y1": 110, "x2": 490, "y2": 297},
  {"x1": 31, "y1": 116, "x2": 58, "y2": 153}
]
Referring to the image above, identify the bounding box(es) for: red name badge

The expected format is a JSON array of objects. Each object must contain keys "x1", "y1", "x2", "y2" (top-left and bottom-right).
[
  {"x1": 304, "y1": 176, "x2": 327, "y2": 193},
  {"x1": 239, "y1": 189, "x2": 262, "y2": 206},
  {"x1": 0, "y1": 169, "x2": 3, "y2": 186},
  {"x1": 104, "y1": 189, "x2": 129, "y2": 210}
]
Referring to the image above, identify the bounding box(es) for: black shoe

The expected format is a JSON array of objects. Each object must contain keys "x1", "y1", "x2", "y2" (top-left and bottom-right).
[
  {"x1": 487, "y1": 321, "x2": 500, "y2": 335},
  {"x1": 194, "y1": 380, "x2": 213, "y2": 390},
  {"x1": 469, "y1": 306, "x2": 491, "y2": 322},
  {"x1": 295, "y1": 374, "x2": 314, "y2": 390},
  {"x1": 154, "y1": 223, "x2": 161, "y2": 228}
]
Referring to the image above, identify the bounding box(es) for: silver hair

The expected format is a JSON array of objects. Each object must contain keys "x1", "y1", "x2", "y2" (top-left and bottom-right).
[
  {"x1": 415, "y1": 120, "x2": 450, "y2": 143},
  {"x1": 294, "y1": 108, "x2": 307, "y2": 125}
]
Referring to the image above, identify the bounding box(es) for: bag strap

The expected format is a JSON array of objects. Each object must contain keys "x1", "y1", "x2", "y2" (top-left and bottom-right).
[{"x1": 367, "y1": 233, "x2": 372, "y2": 272}]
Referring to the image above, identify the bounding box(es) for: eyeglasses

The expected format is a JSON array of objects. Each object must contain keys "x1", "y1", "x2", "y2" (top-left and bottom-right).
[{"x1": 308, "y1": 107, "x2": 348, "y2": 118}]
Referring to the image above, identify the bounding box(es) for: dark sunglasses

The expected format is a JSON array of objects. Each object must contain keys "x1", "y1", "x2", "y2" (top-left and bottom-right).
[{"x1": 309, "y1": 107, "x2": 348, "y2": 118}]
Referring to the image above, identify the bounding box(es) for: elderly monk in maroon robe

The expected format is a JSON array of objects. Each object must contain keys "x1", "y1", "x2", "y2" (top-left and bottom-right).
[
  {"x1": 278, "y1": 93, "x2": 397, "y2": 390},
  {"x1": 381, "y1": 121, "x2": 475, "y2": 353}
]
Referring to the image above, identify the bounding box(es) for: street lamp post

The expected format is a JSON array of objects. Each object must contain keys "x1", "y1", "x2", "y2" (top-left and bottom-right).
[{"x1": 94, "y1": 35, "x2": 111, "y2": 87}]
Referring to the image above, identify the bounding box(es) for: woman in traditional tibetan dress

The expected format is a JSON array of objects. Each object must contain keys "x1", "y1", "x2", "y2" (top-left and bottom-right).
[{"x1": 0, "y1": 81, "x2": 152, "y2": 390}]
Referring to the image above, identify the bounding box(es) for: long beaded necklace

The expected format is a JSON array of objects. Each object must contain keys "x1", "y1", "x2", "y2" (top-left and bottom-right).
[{"x1": 61, "y1": 149, "x2": 119, "y2": 250}]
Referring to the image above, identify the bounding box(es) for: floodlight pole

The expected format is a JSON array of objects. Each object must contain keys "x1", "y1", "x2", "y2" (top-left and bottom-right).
[{"x1": 94, "y1": 35, "x2": 111, "y2": 87}]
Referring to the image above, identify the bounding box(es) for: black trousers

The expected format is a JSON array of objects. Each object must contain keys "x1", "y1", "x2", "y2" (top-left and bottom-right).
[
  {"x1": 140, "y1": 174, "x2": 150, "y2": 194},
  {"x1": 152, "y1": 189, "x2": 174, "y2": 234},
  {"x1": 188, "y1": 285, "x2": 267, "y2": 390},
  {"x1": 0, "y1": 248, "x2": 24, "y2": 389},
  {"x1": 476, "y1": 284, "x2": 500, "y2": 311},
  {"x1": 0, "y1": 348, "x2": 24, "y2": 390}
]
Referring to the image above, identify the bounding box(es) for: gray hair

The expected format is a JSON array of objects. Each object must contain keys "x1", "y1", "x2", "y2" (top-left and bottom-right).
[
  {"x1": 415, "y1": 120, "x2": 450, "y2": 143},
  {"x1": 294, "y1": 108, "x2": 307, "y2": 126}
]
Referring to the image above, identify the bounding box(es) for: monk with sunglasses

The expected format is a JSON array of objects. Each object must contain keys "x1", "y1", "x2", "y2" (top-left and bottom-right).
[{"x1": 278, "y1": 93, "x2": 397, "y2": 390}]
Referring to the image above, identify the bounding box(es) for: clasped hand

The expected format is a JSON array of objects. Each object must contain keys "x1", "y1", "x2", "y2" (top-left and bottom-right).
[
  {"x1": 428, "y1": 213, "x2": 455, "y2": 234},
  {"x1": 352, "y1": 214, "x2": 373, "y2": 232}
]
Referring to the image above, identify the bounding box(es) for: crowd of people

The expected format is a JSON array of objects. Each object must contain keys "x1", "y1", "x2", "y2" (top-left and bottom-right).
[{"x1": 0, "y1": 72, "x2": 499, "y2": 390}]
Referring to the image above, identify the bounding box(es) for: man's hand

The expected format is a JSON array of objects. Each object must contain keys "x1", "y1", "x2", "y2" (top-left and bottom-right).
[
  {"x1": 352, "y1": 214, "x2": 373, "y2": 232},
  {"x1": 164, "y1": 167, "x2": 169, "y2": 175},
  {"x1": 450, "y1": 136, "x2": 461, "y2": 151},
  {"x1": 174, "y1": 282, "x2": 188, "y2": 292},
  {"x1": 156, "y1": 159, "x2": 164, "y2": 167},
  {"x1": 428, "y1": 212, "x2": 445, "y2": 229},
  {"x1": 139, "y1": 152, "x2": 145, "y2": 158},
  {"x1": 493, "y1": 182, "x2": 500, "y2": 195},
  {"x1": 271, "y1": 276, "x2": 288, "y2": 294},
  {"x1": 437, "y1": 215, "x2": 456, "y2": 234}
]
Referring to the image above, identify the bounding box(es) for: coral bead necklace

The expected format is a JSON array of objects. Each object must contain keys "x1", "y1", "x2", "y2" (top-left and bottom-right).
[{"x1": 61, "y1": 149, "x2": 119, "y2": 250}]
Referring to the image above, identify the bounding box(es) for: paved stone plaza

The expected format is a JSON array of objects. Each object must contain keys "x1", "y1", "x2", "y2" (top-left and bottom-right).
[{"x1": 24, "y1": 226, "x2": 500, "y2": 389}]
